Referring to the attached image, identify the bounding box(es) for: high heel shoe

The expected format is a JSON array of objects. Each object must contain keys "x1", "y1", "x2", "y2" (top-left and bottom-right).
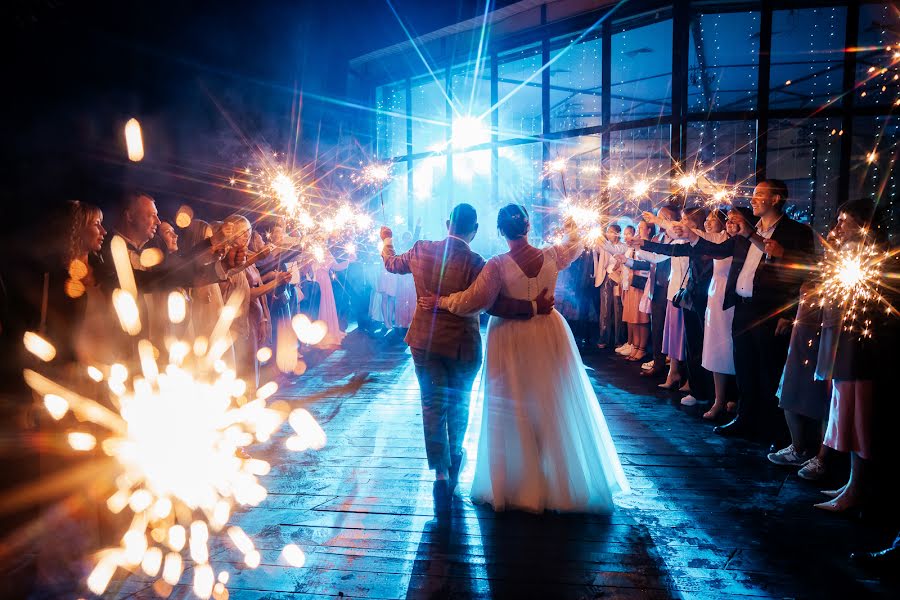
[
  {"x1": 703, "y1": 403, "x2": 726, "y2": 420},
  {"x1": 658, "y1": 379, "x2": 681, "y2": 390},
  {"x1": 814, "y1": 494, "x2": 861, "y2": 513},
  {"x1": 678, "y1": 383, "x2": 691, "y2": 393},
  {"x1": 820, "y1": 484, "x2": 848, "y2": 499}
]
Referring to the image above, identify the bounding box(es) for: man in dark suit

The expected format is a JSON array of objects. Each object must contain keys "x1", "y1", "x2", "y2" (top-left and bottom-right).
[
  {"x1": 380, "y1": 204, "x2": 552, "y2": 513},
  {"x1": 673, "y1": 180, "x2": 815, "y2": 441}
]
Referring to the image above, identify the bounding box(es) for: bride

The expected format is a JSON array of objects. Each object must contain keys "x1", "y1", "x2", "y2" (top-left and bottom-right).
[{"x1": 422, "y1": 204, "x2": 629, "y2": 513}]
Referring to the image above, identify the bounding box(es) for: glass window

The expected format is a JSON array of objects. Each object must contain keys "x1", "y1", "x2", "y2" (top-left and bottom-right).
[
  {"x1": 606, "y1": 125, "x2": 672, "y2": 211},
  {"x1": 376, "y1": 82, "x2": 408, "y2": 160},
  {"x1": 765, "y1": 119, "x2": 842, "y2": 232},
  {"x1": 688, "y1": 12, "x2": 760, "y2": 113},
  {"x1": 769, "y1": 7, "x2": 846, "y2": 110},
  {"x1": 451, "y1": 59, "x2": 492, "y2": 145},
  {"x1": 381, "y1": 165, "x2": 409, "y2": 227},
  {"x1": 451, "y1": 149, "x2": 493, "y2": 255},
  {"x1": 411, "y1": 75, "x2": 449, "y2": 154},
  {"x1": 685, "y1": 120, "x2": 758, "y2": 202},
  {"x1": 411, "y1": 155, "x2": 448, "y2": 239},
  {"x1": 497, "y1": 143, "x2": 542, "y2": 244},
  {"x1": 497, "y1": 44, "x2": 543, "y2": 141},
  {"x1": 544, "y1": 134, "x2": 603, "y2": 198},
  {"x1": 611, "y1": 18, "x2": 673, "y2": 123},
  {"x1": 550, "y1": 35, "x2": 602, "y2": 132},
  {"x1": 850, "y1": 116, "x2": 899, "y2": 241},
  {"x1": 855, "y1": 3, "x2": 900, "y2": 108}
]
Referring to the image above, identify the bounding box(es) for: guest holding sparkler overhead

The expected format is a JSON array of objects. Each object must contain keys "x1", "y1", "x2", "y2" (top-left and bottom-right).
[
  {"x1": 626, "y1": 214, "x2": 690, "y2": 392},
  {"x1": 633, "y1": 208, "x2": 715, "y2": 408},
  {"x1": 812, "y1": 199, "x2": 898, "y2": 513},
  {"x1": 666, "y1": 180, "x2": 816, "y2": 444},
  {"x1": 635, "y1": 206, "x2": 679, "y2": 378}
]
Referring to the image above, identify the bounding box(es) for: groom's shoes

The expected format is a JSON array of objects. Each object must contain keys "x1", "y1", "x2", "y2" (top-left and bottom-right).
[
  {"x1": 449, "y1": 449, "x2": 466, "y2": 493},
  {"x1": 432, "y1": 480, "x2": 451, "y2": 516}
]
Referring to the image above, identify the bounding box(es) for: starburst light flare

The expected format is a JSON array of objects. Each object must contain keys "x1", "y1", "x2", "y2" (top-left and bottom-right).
[
  {"x1": 816, "y1": 240, "x2": 896, "y2": 338},
  {"x1": 21, "y1": 256, "x2": 331, "y2": 598}
]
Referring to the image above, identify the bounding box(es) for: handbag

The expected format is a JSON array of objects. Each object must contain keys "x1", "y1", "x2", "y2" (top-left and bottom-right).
[{"x1": 671, "y1": 260, "x2": 693, "y2": 312}]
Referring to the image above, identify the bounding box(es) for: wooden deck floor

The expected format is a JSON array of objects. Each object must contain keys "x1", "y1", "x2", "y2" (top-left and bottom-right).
[{"x1": 113, "y1": 330, "x2": 899, "y2": 599}]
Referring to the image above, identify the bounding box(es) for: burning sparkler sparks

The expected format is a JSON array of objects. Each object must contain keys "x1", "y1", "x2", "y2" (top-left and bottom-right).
[
  {"x1": 816, "y1": 240, "x2": 896, "y2": 337},
  {"x1": 18, "y1": 241, "x2": 338, "y2": 598}
]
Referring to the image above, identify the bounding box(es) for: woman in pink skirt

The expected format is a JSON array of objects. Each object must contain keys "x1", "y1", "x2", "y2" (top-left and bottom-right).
[{"x1": 814, "y1": 199, "x2": 898, "y2": 513}]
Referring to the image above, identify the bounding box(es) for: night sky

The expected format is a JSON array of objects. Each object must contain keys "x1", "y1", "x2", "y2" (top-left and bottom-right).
[{"x1": 5, "y1": 0, "x2": 514, "y2": 228}]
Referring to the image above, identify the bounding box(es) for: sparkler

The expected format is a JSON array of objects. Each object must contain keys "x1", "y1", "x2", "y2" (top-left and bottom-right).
[
  {"x1": 18, "y1": 241, "x2": 339, "y2": 599},
  {"x1": 352, "y1": 161, "x2": 394, "y2": 222},
  {"x1": 816, "y1": 240, "x2": 896, "y2": 337}
]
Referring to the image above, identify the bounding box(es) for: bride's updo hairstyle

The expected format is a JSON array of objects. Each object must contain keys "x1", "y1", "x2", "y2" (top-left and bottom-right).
[{"x1": 497, "y1": 203, "x2": 529, "y2": 240}]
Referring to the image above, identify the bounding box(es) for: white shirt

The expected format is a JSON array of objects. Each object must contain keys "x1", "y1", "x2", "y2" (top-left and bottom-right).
[{"x1": 735, "y1": 217, "x2": 781, "y2": 298}]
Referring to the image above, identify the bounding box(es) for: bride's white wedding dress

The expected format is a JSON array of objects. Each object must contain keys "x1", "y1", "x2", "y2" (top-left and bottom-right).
[{"x1": 440, "y1": 243, "x2": 629, "y2": 513}]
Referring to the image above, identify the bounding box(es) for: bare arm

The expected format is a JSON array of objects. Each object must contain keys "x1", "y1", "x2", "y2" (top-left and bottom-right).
[{"x1": 437, "y1": 259, "x2": 503, "y2": 316}]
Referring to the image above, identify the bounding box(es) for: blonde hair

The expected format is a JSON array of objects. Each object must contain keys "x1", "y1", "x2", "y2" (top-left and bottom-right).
[{"x1": 64, "y1": 200, "x2": 103, "y2": 266}]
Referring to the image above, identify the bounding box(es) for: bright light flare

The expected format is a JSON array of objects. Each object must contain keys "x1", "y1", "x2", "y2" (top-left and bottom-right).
[
  {"x1": 451, "y1": 116, "x2": 490, "y2": 148},
  {"x1": 24, "y1": 331, "x2": 56, "y2": 362},
  {"x1": 631, "y1": 179, "x2": 651, "y2": 197},
  {"x1": 125, "y1": 118, "x2": 144, "y2": 162}
]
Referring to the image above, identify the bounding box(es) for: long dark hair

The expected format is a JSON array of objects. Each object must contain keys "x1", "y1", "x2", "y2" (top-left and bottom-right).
[{"x1": 497, "y1": 203, "x2": 529, "y2": 240}]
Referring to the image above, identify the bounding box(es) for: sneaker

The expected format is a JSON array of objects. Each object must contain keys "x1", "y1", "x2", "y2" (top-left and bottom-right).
[
  {"x1": 641, "y1": 360, "x2": 654, "y2": 371},
  {"x1": 767, "y1": 444, "x2": 813, "y2": 467},
  {"x1": 615, "y1": 343, "x2": 634, "y2": 355},
  {"x1": 680, "y1": 395, "x2": 699, "y2": 406},
  {"x1": 798, "y1": 457, "x2": 827, "y2": 481}
]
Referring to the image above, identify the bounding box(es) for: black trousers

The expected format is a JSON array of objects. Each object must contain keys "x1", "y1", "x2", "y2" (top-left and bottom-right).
[
  {"x1": 650, "y1": 287, "x2": 668, "y2": 371},
  {"x1": 732, "y1": 302, "x2": 790, "y2": 435},
  {"x1": 683, "y1": 307, "x2": 713, "y2": 401}
]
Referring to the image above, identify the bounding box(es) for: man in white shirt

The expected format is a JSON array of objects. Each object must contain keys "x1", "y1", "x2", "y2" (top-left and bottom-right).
[{"x1": 673, "y1": 180, "x2": 815, "y2": 442}]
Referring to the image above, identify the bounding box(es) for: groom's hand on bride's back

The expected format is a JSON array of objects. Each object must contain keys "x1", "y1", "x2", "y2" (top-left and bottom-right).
[{"x1": 536, "y1": 288, "x2": 555, "y2": 315}]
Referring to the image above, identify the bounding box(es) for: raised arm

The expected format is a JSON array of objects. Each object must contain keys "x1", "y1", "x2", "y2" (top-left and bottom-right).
[
  {"x1": 380, "y1": 227, "x2": 414, "y2": 274},
  {"x1": 438, "y1": 259, "x2": 502, "y2": 317}
]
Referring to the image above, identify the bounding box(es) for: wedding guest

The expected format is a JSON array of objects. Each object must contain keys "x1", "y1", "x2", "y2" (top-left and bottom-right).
[
  {"x1": 597, "y1": 224, "x2": 624, "y2": 349},
  {"x1": 632, "y1": 217, "x2": 690, "y2": 391},
  {"x1": 768, "y1": 280, "x2": 830, "y2": 475},
  {"x1": 246, "y1": 232, "x2": 291, "y2": 368},
  {"x1": 97, "y1": 193, "x2": 228, "y2": 350},
  {"x1": 813, "y1": 199, "x2": 897, "y2": 512},
  {"x1": 673, "y1": 180, "x2": 815, "y2": 443},
  {"x1": 311, "y1": 246, "x2": 351, "y2": 350},
  {"x1": 703, "y1": 208, "x2": 751, "y2": 419},
  {"x1": 615, "y1": 219, "x2": 654, "y2": 361},
  {"x1": 218, "y1": 216, "x2": 255, "y2": 387},
  {"x1": 181, "y1": 220, "x2": 227, "y2": 341},
  {"x1": 637, "y1": 206, "x2": 679, "y2": 377},
  {"x1": 42, "y1": 200, "x2": 108, "y2": 367}
]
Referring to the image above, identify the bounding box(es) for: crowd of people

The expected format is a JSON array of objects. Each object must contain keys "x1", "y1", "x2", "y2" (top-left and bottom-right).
[
  {"x1": 560, "y1": 179, "x2": 898, "y2": 567},
  {"x1": 1, "y1": 179, "x2": 899, "y2": 591}
]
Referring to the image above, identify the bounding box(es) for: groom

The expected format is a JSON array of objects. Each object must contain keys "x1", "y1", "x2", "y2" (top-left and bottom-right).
[{"x1": 381, "y1": 203, "x2": 553, "y2": 513}]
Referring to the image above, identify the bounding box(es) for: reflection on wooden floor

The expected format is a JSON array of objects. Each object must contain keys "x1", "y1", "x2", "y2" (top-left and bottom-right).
[{"x1": 112, "y1": 330, "x2": 898, "y2": 599}]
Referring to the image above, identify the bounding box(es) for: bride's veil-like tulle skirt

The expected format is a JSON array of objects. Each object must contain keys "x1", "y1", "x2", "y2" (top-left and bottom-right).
[{"x1": 469, "y1": 310, "x2": 629, "y2": 513}]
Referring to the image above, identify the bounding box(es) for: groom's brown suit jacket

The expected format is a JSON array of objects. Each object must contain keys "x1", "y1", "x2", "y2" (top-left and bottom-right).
[{"x1": 382, "y1": 236, "x2": 486, "y2": 361}]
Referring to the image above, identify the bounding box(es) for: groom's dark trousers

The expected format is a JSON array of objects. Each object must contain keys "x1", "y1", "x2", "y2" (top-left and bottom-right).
[{"x1": 382, "y1": 234, "x2": 534, "y2": 472}]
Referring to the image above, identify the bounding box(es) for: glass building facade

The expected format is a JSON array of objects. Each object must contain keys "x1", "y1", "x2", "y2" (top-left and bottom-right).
[{"x1": 360, "y1": 1, "x2": 899, "y2": 255}]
